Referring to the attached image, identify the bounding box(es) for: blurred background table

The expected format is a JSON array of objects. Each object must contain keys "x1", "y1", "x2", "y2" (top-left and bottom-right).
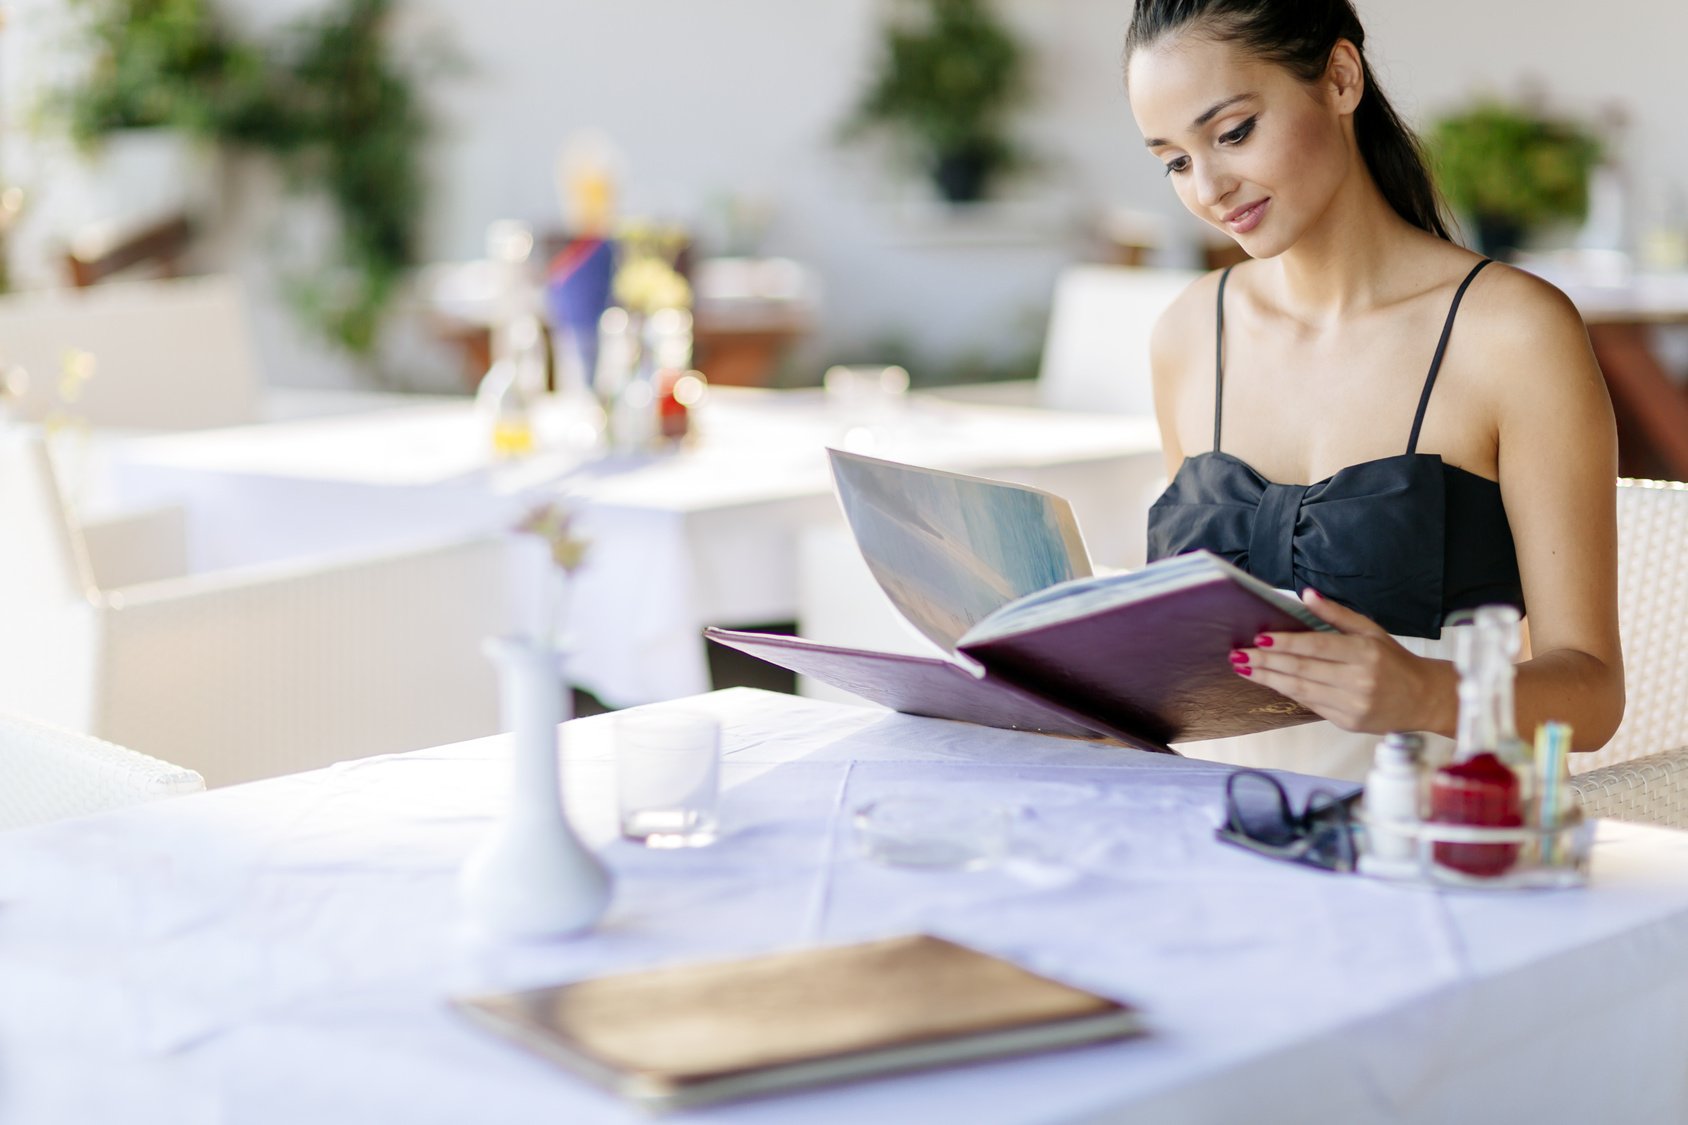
[
  {"x1": 1523, "y1": 263, "x2": 1688, "y2": 481},
  {"x1": 90, "y1": 388, "x2": 1162, "y2": 707},
  {"x1": 5, "y1": 688, "x2": 1688, "y2": 1124}
]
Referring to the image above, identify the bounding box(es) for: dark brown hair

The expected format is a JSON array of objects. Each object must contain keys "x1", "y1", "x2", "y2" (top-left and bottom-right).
[{"x1": 1126, "y1": 0, "x2": 1451, "y2": 240}]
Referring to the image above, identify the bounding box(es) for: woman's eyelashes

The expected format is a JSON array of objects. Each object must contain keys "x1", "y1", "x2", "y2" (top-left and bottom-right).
[
  {"x1": 1219, "y1": 115, "x2": 1258, "y2": 146},
  {"x1": 1161, "y1": 115, "x2": 1259, "y2": 176}
]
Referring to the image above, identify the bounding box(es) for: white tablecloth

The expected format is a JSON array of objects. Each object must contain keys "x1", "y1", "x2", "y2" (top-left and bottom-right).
[
  {"x1": 92, "y1": 390, "x2": 1163, "y2": 706},
  {"x1": 4, "y1": 688, "x2": 1688, "y2": 1124}
]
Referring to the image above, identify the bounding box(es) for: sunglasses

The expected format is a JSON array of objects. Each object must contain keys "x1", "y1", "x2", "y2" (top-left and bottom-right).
[{"x1": 1217, "y1": 770, "x2": 1362, "y2": 873}]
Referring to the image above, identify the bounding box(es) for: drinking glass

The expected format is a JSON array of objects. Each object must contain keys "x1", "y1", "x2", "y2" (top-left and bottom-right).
[
  {"x1": 824, "y1": 364, "x2": 909, "y2": 440},
  {"x1": 616, "y1": 710, "x2": 721, "y2": 847}
]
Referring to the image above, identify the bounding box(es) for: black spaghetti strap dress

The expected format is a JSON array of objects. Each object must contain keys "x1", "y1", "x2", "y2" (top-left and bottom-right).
[{"x1": 1144, "y1": 259, "x2": 1524, "y2": 778}]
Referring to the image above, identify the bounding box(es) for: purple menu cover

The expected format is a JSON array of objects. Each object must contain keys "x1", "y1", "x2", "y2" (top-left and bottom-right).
[
  {"x1": 957, "y1": 575, "x2": 1320, "y2": 743},
  {"x1": 702, "y1": 629, "x2": 1174, "y2": 754}
]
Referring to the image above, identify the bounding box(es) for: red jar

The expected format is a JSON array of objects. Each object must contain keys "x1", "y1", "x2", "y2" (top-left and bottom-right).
[{"x1": 1429, "y1": 750, "x2": 1523, "y2": 877}]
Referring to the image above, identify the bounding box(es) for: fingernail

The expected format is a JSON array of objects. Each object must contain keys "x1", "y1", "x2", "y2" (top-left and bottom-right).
[
  {"x1": 1254, "y1": 634, "x2": 1274, "y2": 648},
  {"x1": 1229, "y1": 649, "x2": 1249, "y2": 665},
  {"x1": 1303, "y1": 588, "x2": 1321, "y2": 601},
  {"x1": 1235, "y1": 665, "x2": 1253, "y2": 677}
]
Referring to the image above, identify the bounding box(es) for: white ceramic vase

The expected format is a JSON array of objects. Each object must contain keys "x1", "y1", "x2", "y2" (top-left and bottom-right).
[{"x1": 460, "y1": 633, "x2": 611, "y2": 939}]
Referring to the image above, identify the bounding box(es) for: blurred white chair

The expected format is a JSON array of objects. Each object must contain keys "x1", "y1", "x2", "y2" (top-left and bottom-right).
[
  {"x1": 932, "y1": 265, "x2": 1200, "y2": 414},
  {"x1": 1570, "y1": 478, "x2": 1688, "y2": 827},
  {"x1": 1036, "y1": 264, "x2": 1201, "y2": 413},
  {"x1": 0, "y1": 274, "x2": 262, "y2": 431},
  {"x1": 0, "y1": 713, "x2": 203, "y2": 832},
  {"x1": 0, "y1": 428, "x2": 533, "y2": 787}
]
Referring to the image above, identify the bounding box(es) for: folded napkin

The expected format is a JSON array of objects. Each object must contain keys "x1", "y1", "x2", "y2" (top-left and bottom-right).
[{"x1": 544, "y1": 238, "x2": 617, "y2": 379}]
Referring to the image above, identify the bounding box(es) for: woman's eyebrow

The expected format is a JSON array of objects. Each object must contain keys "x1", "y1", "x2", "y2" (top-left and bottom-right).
[{"x1": 1142, "y1": 93, "x2": 1257, "y2": 147}]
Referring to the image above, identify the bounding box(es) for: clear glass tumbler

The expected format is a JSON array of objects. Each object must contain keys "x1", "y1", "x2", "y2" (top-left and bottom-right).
[{"x1": 616, "y1": 710, "x2": 721, "y2": 848}]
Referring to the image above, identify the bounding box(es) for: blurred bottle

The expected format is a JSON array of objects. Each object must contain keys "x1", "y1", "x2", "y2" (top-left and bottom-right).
[
  {"x1": 485, "y1": 219, "x2": 539, "y2": 355},
  {"x1": 647, "y1": 307, "x2": 696, "y2": 444},
  {"x1": 1578, "y1": 104, "x2": 1633, "y2": 259},
  {"x1": 1640, "y1": 186, "x2": 1688, "y2": 271},
  {"x1": 1359, "y1": 732, "x2": 1424, "y2": 876},
  {"x1": 476, "y1": 220, "x2": 543, "y2": 459},
  {"x1": 594, "y1": 307, "x2": 654, "y2": 453},
  {"x1": 543, "y1": 328, "x2": 607, "y2": 457},
  {"x1": 1429, "y1": 606, "x2": 1529, "y2": 878},
  {"x1": 479, "y1": 314, "x2": 546, "y2": 458}
]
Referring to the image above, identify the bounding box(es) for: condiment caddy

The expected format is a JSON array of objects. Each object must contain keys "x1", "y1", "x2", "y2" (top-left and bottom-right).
[{"x1": 1354, "y1": 606, "x2": 1592, "y2": 890}]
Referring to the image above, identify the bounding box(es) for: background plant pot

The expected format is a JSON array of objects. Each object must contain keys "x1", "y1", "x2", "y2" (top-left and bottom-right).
[
  {"x1": 8, "y1": 128, "x2": 215, "y2": 289},
  {"x1": 66, "y1": 129, "x2": 213, "y2": 229},
  {"x1": 932, "y1": 146, "x2": 995, "y2": 204},
  {"x1": 1473, "y1": 213, "x2": 1525, "y2": 259}
]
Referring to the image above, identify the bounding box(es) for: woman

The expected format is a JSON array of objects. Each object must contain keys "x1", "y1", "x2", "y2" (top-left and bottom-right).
[{"x1": 1127, "y1": 0, "x2": 1624, "y2": 779}]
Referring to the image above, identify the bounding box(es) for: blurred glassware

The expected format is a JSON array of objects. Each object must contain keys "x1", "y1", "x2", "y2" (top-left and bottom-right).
[
  {"x1": 477, "y1": 314, "x2": 545, "y2": 459},
  {"x1": 648, "y1": 307, "x2": 696, "y2": 444},
  {"x1": 475, "y1": 221, "x2": 547, "y2": 459},
  {"x1": 539, "y1": 331, "x2": 607, "y2": 459},
  {"x1": 824, "y1": 364, "x2": 910, "y2": 451},
  {"x1": 595, "y1": 307, "x2": 654, "y2": 454},
  {"x1": 616, "y1": 709, "x2": 721, "y2": 848},
  {"x1": 1640, "y1": 187, "x2": 1688, "y2": 272},
  {"x1": 853, "y1": 794, "x2": 1011, "y2": 871}
]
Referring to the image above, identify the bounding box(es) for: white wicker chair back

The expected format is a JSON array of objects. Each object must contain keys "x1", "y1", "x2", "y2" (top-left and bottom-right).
[
  {"x1": 1570, "y1": 479, "x2": 1688, "y2": 828},
  {"x1": 0, "y1": 711, "x2": 203, "y2": 831},
  {"x1": 1573, "y1": 479, "x2": 1688, "y2": 773}
]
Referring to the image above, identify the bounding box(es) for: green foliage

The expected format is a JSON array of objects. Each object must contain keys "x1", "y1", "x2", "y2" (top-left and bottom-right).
[
  {"x1": 1429, "y1": 102, "x2": 1601, "y2": 231},
  {"x1": 845, "y1": 0, "x2": 1028, "y2": 196},
  {"x1": 51, "y1": 0, "x2": 428, "y2": 357}
]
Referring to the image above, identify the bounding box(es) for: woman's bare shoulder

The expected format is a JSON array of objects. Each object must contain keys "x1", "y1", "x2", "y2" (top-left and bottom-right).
[
  {"x1": 1457, "y1": 262, "x2": 1592, "y2": 363},
  {"x1": 1454, "y1": 262, "x2": 1612, "y2": 438}
]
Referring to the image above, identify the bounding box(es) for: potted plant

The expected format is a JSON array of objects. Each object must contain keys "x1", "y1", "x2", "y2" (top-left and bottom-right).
[
  {"x1": 38, "y1": 0, "x2": 238, "y2": 254},
  {"x1": 843, "y1": 0, "x2": 1029, "y2": 204},
  {"x1": 1428, "y1": 100, "x2": 1601, "y2": 257},
  {"x1": 45, "y1": 0, "x2": 429, "y2": 358}
]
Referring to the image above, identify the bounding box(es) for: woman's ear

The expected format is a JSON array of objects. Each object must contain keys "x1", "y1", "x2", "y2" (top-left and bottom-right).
[{"x1": 1324, "y1": 39, "x2": 1365, "y2": 114}]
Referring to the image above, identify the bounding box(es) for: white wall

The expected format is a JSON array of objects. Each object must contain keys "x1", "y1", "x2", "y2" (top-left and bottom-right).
[{"x1": 4, "y1": 1, "x2": 1684, "y2": 390}]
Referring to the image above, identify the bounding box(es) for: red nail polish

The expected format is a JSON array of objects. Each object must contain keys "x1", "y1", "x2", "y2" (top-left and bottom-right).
[
  {"x1": 1235, "y1": 665, "x2": 1253, "y2": 677},
  {"x1": 1229, "y1": 649, "x2": 1249, "y2": 664},
  {"x1": 1254, "y1": 634, "x2": 1274, "y2": 648}
]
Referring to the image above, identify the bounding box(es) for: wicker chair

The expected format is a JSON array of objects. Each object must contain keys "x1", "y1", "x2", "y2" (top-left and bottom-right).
[
  {"x1": 0, "y1": 712, "x2": 203, "y2": 831},
  {"x1": 1568, "y1": 479, "x2": 1688, "y2": 828},
  {"x1": 0, "y1": 428, "x2": 533, "y2": 788}
]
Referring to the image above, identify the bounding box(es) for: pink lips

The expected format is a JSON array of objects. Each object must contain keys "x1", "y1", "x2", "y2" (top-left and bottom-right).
[{"x1": 1224, "y1": 198, "x2": 1269, "y2": 234}]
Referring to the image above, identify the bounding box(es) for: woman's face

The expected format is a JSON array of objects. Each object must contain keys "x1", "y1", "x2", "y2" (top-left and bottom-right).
[{"x1": 1127, "y1": 32, "x2": 1357, "y2": 258}]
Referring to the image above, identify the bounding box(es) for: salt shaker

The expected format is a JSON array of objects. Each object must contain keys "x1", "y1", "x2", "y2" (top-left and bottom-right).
[{"x1": 1360, "y1": 731, "x2": 1424, "y2": 878}]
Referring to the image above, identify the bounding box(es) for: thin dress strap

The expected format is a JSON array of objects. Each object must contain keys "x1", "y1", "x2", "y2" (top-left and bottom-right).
[
  {"x1": 1213, "y1": 265, "x2": 1235, "y2": 452},
  {"x1": 1406, "y1": 258, "x2": 1493, "y2": 455}
]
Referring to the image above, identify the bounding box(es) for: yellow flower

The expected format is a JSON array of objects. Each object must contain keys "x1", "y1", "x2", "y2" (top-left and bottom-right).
[
  {"x1": 516, "y1": 499, "x2": 591, "y2": 574},
  {"x1": 613, "y1": 256, "x2": 692, "y2": 314}
]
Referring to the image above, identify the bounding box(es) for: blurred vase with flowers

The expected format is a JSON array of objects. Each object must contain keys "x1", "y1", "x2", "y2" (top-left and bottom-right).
[
  {"x1": 460, "y1": 499, "x2": 609, "y2": 940},
  {"x1": 592, "y1": 223, "x2": 703, "y2": 453}
]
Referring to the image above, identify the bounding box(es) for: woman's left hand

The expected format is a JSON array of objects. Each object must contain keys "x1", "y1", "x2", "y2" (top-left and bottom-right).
[{"x1": 1233, "y1": 589, "x2": 1452, "y2": 735}]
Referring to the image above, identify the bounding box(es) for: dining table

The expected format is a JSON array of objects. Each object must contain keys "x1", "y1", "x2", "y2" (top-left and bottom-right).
[
  {"x1": 4, "y1": 687, "x2": 1688, "y2": 1124},
  {"x1": 87, "y1": 387, "x2": 1164, "y2": 708}
]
